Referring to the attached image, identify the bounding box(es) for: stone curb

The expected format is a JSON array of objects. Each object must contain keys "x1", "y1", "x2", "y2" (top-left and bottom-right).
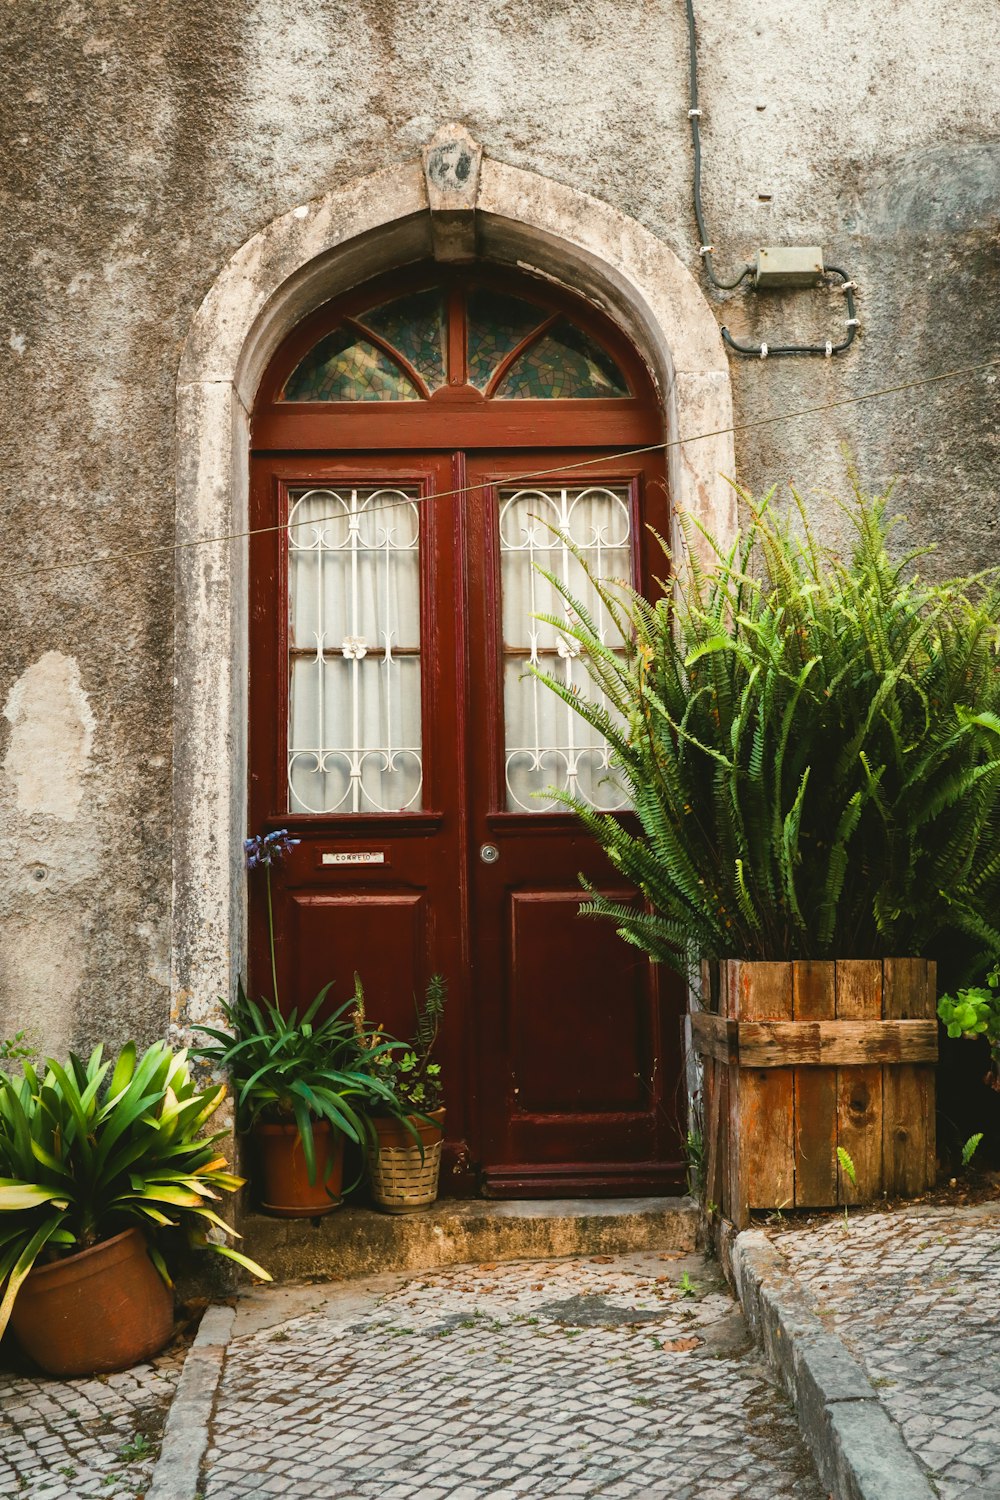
[
  {"x1": 146, "y1": 1304, "x2": 235, "y2": 1500},
  {"x1": 730, "y1": 1230, "x2": 936, "y2": 1500}
]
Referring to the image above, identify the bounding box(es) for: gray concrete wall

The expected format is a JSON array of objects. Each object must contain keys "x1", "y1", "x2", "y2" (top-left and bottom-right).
[{"x1": 1, "y1": 0, "x2": 998, "y2": 1057}]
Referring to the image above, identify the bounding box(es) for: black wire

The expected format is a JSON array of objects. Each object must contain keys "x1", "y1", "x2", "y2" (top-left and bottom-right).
[
  {"x1": 684, "y1": 0, "x2": 753, "y2": 292},
  {"x1": 721, "y1": 268, "x2": 859, "y2": 357},
  {"x1": 684, "y1": 1, "x2": 860, "y2": 357}
]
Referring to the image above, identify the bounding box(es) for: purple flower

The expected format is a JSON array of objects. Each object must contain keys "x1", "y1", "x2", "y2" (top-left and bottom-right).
[{"x1": 244, "y1": 829, "x2": 301, "y2": 870}]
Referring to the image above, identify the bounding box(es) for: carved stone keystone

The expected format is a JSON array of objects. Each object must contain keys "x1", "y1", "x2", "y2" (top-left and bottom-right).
[{"x1": 422, "y1": 124, "x2": 482, "y2": 262}]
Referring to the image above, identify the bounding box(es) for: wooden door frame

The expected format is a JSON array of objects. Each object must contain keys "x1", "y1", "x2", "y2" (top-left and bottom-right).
[{"x1": 171, "y1": 152, "x2": 736, "y2": 1130}]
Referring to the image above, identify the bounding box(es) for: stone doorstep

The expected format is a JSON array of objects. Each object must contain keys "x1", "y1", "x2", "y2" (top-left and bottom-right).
[{"x1": 240, "y1": 1195, "x2": 700, "y2": 1282}]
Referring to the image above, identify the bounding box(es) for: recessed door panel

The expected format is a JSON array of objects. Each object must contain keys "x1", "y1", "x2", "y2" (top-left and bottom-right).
[
  {"x1": 289, "y1": 892, "x2": 426, "y2": 1040},
  {"x1": 508, "y1": 889, "x2": 650, "y2": 1115}
]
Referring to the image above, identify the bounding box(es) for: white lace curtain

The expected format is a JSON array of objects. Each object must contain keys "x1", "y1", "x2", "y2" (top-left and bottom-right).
[
  {"x1": 287, "y1": 488, "x2": 423, "y2": 814},
  {"x1": 499, "y1": 487, "x2": 633, "y2": 812},
  {"x1": 286, "y1": 484, "x2": 633, "y2": 816}
]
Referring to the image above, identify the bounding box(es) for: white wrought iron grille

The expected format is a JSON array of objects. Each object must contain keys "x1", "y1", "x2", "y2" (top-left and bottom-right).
[
  {"x1": 287, "y1": 487, "x2": 422, "y2": 814},
  {"x1": 499, "y1": 485, "x2": 634, "y2": 813}
]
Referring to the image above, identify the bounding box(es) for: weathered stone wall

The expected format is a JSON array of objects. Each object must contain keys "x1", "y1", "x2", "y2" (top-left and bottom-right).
[{"x1": 1, "y1": 0, "x2": 998, "y2": 1056}]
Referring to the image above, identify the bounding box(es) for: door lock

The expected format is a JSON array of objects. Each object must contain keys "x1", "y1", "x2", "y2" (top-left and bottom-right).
[{"x1": 479, "y1": 843, "x2": 500, "y2": 865}]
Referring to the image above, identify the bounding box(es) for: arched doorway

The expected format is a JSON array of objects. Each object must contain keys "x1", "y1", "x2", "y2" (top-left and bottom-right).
[{"x1": 249, "y1": 264, "x2": 684, "y2": 1194}]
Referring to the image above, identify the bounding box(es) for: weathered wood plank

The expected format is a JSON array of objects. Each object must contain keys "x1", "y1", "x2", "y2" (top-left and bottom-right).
[
  {"x1": 735, "y1": 1018, "x2": 938, "y2": 1067},
  {"x1": 792, "y1": 961, "x2": 838, "y2": 1206},
  {"x1": 723, "y1": 962, "x2": 742, "y2": 1226},
  {"x1": 731, "y1": 960, "x2": 795, "y2": 1217},
  {"x1": 696, "y1": 962, "x2": 723, "y2": 1215},
  {"x1": 835, "y1": 959, "x2": 884, "y2": 1203},
  {"x1": 692, "y1": 1013, "x2": 936, "y2": 1066},
  {"x1": 689, "y1": 1011, "x2": 737, "y2": 1063},
  {"x1": 882, "y1": 958, "x2": 937, "y2": 1196},
  {"x1": 925, "y1": 961, "x2": 938, "y2": 1186},
  {"x1": 702, "y1": 1048, "x2": 728, "y2": 1218}
]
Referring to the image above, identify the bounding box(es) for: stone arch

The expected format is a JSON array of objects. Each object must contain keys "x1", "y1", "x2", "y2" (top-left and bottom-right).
[{"x1": 171, "y1": 150, "x2": 736, "y2": 1032}]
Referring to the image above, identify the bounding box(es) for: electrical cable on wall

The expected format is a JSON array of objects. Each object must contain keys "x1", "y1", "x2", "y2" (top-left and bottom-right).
[{"x1": 684, "y1": 0, "x2": 860, "y2": 358}]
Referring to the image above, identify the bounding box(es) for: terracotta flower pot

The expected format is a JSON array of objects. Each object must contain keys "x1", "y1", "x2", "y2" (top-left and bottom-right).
[
  {"x1": 254, "y1": 1120, "x2": 344, "y2": 1217},
  {"x1": 367, "y1": 1108, "x2": 445, "y2": 1213},
  {"x1": 11, "y1": 1226, "x2": 174, "y2": 1377}
]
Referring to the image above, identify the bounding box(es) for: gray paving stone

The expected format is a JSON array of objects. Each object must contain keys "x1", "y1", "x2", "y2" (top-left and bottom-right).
[
  {"x1": 0, "y1": 1341, "x2": 185, "y2": 1497},
  {"x1": 198, "y1": 1252, "x2": 823, "y2": 1498},
  {"x1": 765, "y1": 1200, "x2": 1000, "y2": 1499}
]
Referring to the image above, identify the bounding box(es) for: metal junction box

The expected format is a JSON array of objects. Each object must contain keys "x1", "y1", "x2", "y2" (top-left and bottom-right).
[{"x1": 755, "y1": 246, "x2": 825, "y2": 287}]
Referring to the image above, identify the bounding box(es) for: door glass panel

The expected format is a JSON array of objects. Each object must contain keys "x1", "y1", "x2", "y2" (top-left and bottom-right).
[
  {"x1": 494, "y1": 319, "x2": 630, "y2": 399},
  {"x1": 280, "y1": 331, "x2": 422, "y2": 401},
  {"x1": 287, "y1": 487, "x2": 422, "y2": 813},
  {"x1": 499, "y1": 486, "x2": 633, "y2": 812}
]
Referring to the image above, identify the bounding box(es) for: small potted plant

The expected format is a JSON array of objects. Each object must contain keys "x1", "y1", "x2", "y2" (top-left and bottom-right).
[
  {"x1": 194, "y1": 984, "x2": 401, "y2": 1216},
  {"x1": 0, "y1": 1040, "x2": 269, "y2": 1377},
  {"x1": 194, "y1": 828, "x2": 402, "y2": 1216},
  {"x1": 353, "y1": 974, "x2": 448, "y2": 1214}
]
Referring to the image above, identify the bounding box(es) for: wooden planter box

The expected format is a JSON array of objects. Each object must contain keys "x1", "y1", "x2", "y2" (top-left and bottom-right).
[{"x1": 692, "y1": 958, "x2": 938, "y2": 1227}]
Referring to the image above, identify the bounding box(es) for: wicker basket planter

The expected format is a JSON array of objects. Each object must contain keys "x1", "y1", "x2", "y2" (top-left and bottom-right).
[{"x1": 367, "y1": 1109, "x2": 445, "y2": 1213}]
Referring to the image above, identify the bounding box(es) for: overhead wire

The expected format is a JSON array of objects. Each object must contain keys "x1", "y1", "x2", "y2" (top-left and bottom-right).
[{"x1": 4, "y1": 353, "x2": 999, "y2": 583}]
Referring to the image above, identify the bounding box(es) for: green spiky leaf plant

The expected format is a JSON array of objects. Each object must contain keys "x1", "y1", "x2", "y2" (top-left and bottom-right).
[
  {"x1": 0, "y1": 1041, "x2": 271, "y2": 1340},
  {"x1": 531, "y1": 484, "x2": 1000, "y2": 985}
]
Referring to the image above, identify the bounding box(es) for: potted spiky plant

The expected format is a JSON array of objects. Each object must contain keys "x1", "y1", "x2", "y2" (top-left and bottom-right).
[
  {"x1": 534, "y1": 484, "x2": 1000, "y2": 1223},
  {"x1": 0, "y1": 1041, "x2": 269, "y2": 1376},
  {"x1": 193, "y1": 985, "x2": 402, "y2": 1216},
  {"x1": 353, "y1": 974, "x2": 448, "y2": 1213}
]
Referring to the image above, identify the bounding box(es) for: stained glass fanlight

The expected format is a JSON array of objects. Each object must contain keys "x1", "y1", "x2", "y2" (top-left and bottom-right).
[
  {"x1": 466, "y1": 290, "x2": 547, "y2": 391},
  {"x1": 281, "y1": 330, "x2": 421, "y2": 402},
  {"x1": 355, "y1": 289, "x2": 447, "y2": 392},
  {"x1": 279, "y1": 283, "x2": 631, "y2": 402},
  {"x1": 495, "y1": 319, "x2": 630, "y2": 399}
]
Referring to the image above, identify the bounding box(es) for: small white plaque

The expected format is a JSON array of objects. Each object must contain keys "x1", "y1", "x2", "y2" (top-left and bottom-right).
[{"x1": 322, "y1": 851, "x2": 385, "y2": 866}]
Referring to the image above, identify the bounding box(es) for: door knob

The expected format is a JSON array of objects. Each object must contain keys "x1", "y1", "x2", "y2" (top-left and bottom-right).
[{"x1": 479, "y1": 843, "x2": 500, "y2": 865}]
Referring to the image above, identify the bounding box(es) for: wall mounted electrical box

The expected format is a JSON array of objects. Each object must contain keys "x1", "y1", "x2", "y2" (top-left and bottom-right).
[{"x1": 755, "y1": 246, "x2": 825, "y2": 288}]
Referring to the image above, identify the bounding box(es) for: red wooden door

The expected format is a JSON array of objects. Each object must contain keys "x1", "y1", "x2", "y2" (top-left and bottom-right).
[
  {"x1": 248, "y1": 451, "x2": 471, "y2": 1149},
  {"x1": 248, "y1": 268, "x2": 685, "y2": 1195},
  {"x1": 463, "y1": 452, "x2": 681, "y2": 1194}
]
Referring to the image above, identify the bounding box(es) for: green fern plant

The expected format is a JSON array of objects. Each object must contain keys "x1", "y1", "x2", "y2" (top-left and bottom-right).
[
  {"x1": 532, "y1": 484, "x2": 1000, "y2": 984},
  {"x1": 961, "y1": 1132, "x2": 983, "y2": 1168}
]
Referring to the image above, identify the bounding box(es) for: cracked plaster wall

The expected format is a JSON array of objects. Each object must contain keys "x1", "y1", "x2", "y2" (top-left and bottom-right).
[{"x1": 1, "y1": 0, "x2": 998, "y2": 1055}]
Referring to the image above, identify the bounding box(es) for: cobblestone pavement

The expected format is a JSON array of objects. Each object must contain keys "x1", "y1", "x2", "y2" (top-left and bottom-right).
[
  {"x1": 202, "y1": 1252, "x2": 825, "y2": 1499},
  {"x1": 0, "y1": 1342, "x2": 186, "y2": 1498},
  {"x1": 767, "y1": 1200, "x2": 1000, "y2": 1500}
]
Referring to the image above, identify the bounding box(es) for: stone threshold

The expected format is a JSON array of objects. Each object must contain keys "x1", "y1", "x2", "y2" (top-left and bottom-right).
[{"x1": 240, "y1": 1195, "x2": 699, "y2": 1282}]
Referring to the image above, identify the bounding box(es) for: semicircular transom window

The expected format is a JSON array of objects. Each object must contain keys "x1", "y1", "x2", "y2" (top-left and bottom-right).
[{"x1": 279, "y1": 283, "x2": 633, "y2": 402}]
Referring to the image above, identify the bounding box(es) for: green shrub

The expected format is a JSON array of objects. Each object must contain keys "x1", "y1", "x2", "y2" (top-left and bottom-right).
[
  {"x1": 0, "y1": 1042, "x2": 269, "y2": 1338},
  {"x1": 534, "y1": 485, "x2": 1000, "y2": 983},
  {"x1": 938, "y1": 963, "x2": 1000, "y2": 1088}
]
